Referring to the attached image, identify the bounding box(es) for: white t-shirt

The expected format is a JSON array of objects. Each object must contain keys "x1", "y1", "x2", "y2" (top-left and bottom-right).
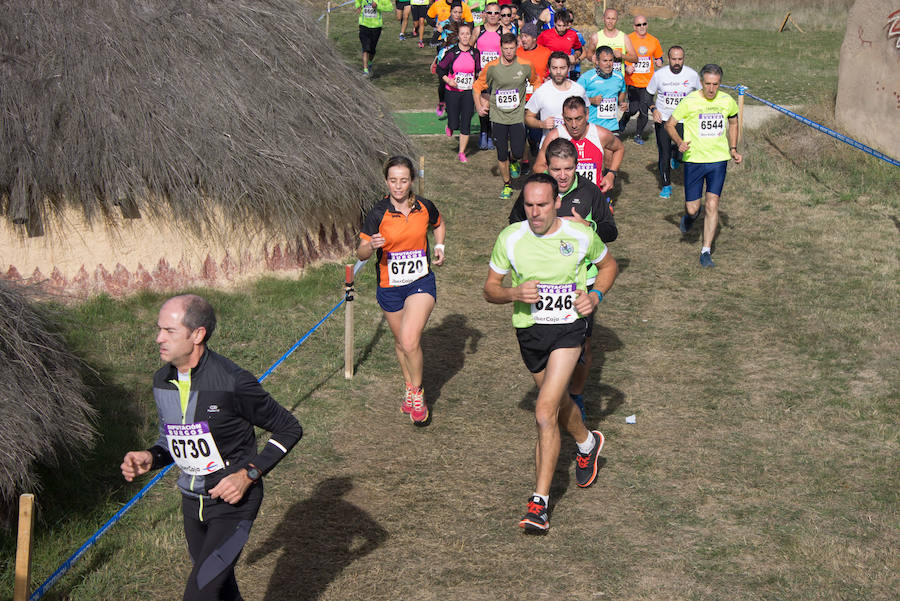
[
  {"x1": 647, "y1": 65, "x2": 701, "y2": 121},
  {"x1": 525, "y1": 80, "x2": 590, "y2": 137}
]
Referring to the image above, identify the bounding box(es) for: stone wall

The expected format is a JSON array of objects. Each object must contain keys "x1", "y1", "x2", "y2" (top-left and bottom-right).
[{"x1": 835, "y1": 1, "x2": 900, "y2": 159}]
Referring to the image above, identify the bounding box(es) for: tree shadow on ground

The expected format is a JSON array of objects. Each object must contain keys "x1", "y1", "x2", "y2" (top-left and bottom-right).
[
  {"x1": 421, "y1": 313, "x2": 482, "y2": 410},
  {"x1": 246, "y1": 477, "x2": 388, "y2": 601}
]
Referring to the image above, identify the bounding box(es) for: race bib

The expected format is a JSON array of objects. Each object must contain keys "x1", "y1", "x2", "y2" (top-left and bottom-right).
[
  {"x1": 698, "y1": 113, "x2": 725, "y2": 137},
  {"x1": 362, "y1": 3, "x2": 377, "y2": 18},
  {"x1": 410, "y1": 0, "x2": 428, "y2": 4},
  {"x1": 634, "y1": 57, "x2": 651, "y2": 74},
  {"x1": 612, "y1": 60, "x2": 623, "y2": 73},
  {"x1": 480, "y1": 51, "x2": 499, "y2": 68},
  {"x1": 532, "y1": 283, "x2": 577, "y2": 324},
  {"x1": 165, "y1": 422, "x2": 225, "y2": 476},
  {"x1": 596, "y1": 96, "x2": 618, "y2": 119},
  {"x1": 525, "y1": 81, "x2": 534, "y2": 96},
  {"x1": 387, "y1": 249, "x2": 428, "y2": 286},
  {"x1": 661, "y1": 91, "x2": 686, "y2": 108},
  {"x1": 454, "y1": 72, "x2": 474, "y2": 90},
  {"x1": 553, "y1": 116, "x2": 564, "y2": 128},
  {"x1": 472, "y1": 11, "x2": 484, "y2": 25},
  {"x1": 496, "y1": 88, "x2": 520, "y2": 109},
  {"x1": 576, "y1": 161, "x2": 598, "y2": 183}
]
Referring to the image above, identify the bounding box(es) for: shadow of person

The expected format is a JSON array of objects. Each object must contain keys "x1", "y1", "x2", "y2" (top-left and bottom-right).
[
  {"x1": 420, "y1": 313, "x2": 483, "y2": 407},
  {"x1": 246, "y1": 477, "x2": 387, "y2": 601}
]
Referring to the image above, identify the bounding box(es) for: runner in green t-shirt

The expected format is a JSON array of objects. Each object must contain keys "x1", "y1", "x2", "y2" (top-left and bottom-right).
[
  {"x1": 356, "y1": 0, "x2": 394, "y2": 76},
  {"x1": 484, "y1": 173, "x2": 618, "y2": 532},
  {"x1": 665, "y1": 63, "x2": 743, "y2": 267}
]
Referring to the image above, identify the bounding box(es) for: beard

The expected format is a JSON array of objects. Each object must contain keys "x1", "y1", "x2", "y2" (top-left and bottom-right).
[{"x1": 670, "y1": 64, "x2": 683, "y2": 74}]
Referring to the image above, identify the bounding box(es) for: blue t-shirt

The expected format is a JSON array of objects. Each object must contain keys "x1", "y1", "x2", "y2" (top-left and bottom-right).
[{"x1": 579, "y1": 68, "x2": 626, "y2": 131}]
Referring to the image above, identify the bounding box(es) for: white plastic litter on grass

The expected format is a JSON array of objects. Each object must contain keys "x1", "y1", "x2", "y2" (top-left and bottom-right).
[{"x1": 626, "y1": 414, "x2": 636, "y2": 424}]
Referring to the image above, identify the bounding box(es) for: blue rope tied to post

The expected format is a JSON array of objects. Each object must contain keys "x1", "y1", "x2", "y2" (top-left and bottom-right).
[
  {"x1": 317, "y1": 0, "x2": 356, "y2": 21},
  {"x1": 721, "y1": 84, "x2": 900, "y2": 168},
  {"x1": 29, "y1": 259, "x2": 369, "y2": 601}
]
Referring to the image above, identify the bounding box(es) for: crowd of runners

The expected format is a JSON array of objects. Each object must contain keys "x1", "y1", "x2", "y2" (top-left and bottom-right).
[
  {"x1": 350, "y1": 3, "x2": 745, "y2": 531},
  {"x1": 118, "y1": 8, "x2": 745, "y2": 600}
]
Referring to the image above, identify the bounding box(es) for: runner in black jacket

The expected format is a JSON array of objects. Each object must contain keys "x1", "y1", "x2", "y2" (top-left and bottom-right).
[{"x1": 122, "y1": 294, "x2": 301, "y2": 601}]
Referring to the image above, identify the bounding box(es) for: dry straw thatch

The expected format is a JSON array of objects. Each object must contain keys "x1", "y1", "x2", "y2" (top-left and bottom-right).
[
  {"x1": 0, "y1": 281, "x2": 96, "y2": 515},
  {"x1": 0, "y1": 0, "x2": 414, "y2": 239}
]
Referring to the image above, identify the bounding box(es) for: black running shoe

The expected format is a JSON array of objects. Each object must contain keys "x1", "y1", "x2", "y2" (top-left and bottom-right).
[
  {"x1": 519, "y1": 495, "x2": 549, "y2": 531},
  {"x1": 575, "y1": 430, "x2": 604, "y2": 487}
]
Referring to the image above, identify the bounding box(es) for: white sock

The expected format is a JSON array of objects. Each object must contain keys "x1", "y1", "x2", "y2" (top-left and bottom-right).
[
  {"x1": 576, "y1": 433, "x2": 596, "y2": 454},
  {"x1": 701, "y1": 246, "x2": 711, "y2": 255},
  {"x1": 531, "y1": 493, "x2": 549, "y2": 505}
]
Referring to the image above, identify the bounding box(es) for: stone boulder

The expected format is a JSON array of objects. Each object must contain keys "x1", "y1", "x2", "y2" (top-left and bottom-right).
[{"x1": 835, "y1": 0, "x2": 900, "y2": 159}]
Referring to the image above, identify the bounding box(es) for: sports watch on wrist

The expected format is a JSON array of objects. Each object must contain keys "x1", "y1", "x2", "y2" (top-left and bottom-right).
[{"x1": 246, "y1": 465, "x2": 262, "y2": 482}]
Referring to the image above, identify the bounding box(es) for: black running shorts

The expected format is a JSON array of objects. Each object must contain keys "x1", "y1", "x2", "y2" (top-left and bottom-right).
[{"x1": 515, "y1": 318, "x2": 588, "y2": 374}]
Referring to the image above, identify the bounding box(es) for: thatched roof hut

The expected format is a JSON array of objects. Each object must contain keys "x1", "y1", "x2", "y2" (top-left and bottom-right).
[
  {"x1": 1, "y1": 0, "x2": 414, "y2": 295},
  {"x1": 0, "y1": 281, "x2": 95, "y2": 518}
]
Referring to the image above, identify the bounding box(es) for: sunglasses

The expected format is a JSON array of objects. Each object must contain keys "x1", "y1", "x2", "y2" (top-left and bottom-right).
[
  {"x1": 485, "y1": 10, "x2": 499, "y2": 14},
  {"x1": 500, "y1": 12, "x2": 511, "y2": 17},
  {"x1": 635, "y1": 22, "x2": 648, "y2": 26}
]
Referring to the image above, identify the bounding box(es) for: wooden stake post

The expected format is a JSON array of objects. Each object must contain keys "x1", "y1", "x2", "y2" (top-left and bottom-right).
[
  {"x1": 778, "y1": 12, "x2": 804, "y2": 33},
  {"x1": 418, "y1": 156, "x2": 425, "y2": 196},
  {"x1": 344, "y1": 264, "x2": 354, "y2": 379},
  {"x1": 14, "y1": 494, "x2": 35, "y2": 601},
  {"x1": 325, "y1": 2, "x2": 331, "y2": 36}
]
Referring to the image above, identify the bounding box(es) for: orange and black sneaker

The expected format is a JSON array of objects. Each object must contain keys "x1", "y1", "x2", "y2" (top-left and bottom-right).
[
  {"x1": 575, "y1": 430, "x2": 604, "y2": 488},
  {"x1": 401, "y1": 383, "x2": 414, "y2": 415},
  {"x1": 518, "y1": 495, "x2": 549, "y2": 532},
  {"x1": 410, "y1": 386, "x2": 429, "y2": 424}
]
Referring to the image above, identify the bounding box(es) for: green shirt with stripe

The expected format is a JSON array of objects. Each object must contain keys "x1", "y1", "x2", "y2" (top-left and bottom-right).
[
  {"x1": 356, "y1": 0, "x2": 393, "y2": 28},
  {"x1": 489, "y1": 218, "x2": 608, "y2": 328}
]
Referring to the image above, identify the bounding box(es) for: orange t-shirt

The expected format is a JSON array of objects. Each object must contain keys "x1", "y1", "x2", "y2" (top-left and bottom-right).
[
  {"x1": 360, "y1": 196, "x2": 442, "y2": 288},
  {"x1": 516, "y1": 46, "x2": 551, "y2": 99},
  {"x1": 623, "y1": 32, "x2": 662, "y2": 88}
]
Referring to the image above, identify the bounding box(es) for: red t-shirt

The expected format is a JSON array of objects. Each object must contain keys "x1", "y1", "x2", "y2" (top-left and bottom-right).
[{"x1": 536, "y1": 29, "x2": 581, "y2": 55}]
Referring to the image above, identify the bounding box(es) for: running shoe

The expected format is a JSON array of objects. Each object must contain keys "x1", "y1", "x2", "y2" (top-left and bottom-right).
[
  {"x1": 679, "y1": 213, "x2": 692, "y2": 233},
  {"x1": 417, "y1": 40, "x2": 425, "y2": 48},
  {"x1": 446, "y1": 126, "x2": 452, "y2": 137},
  {"x1": 487, "y1": 136, "x2": 495, "y2": 150},
  {"x1": 659, "y1": 185, "x2": 672, "y2": 199},
  {"x1": 479, "y1": 132, "x2": 489, "y2": 150},
  {"x1": 458, "y1": 152, "x2": 467, "y2": 163},
  {"x1": 509, "y1": 161, "x2": 521, "y2": 179},
  {"x1": 699, "y1": 252, "x2": 715, "y2": 268},
  {"x1": 570, "y1": 393, "x2": 586, "y2": 421},
  {"x1": 410, "y1": 386, "x2": 429, "y2": 424},
  {"x1": 499, "y1": 183, "x2": 513, "y2": 199},
  {"x1": 633, "y1": 135, "x2": 644, "y2": 145},
  {"x1": 362, "y1": 67, "x2": 370, "y2": 77},
  {"x1": 435, "y1": 102, "x2": 445, "y2": 117},
  {"x1": 519, "y1": 495, "x2": 549, "y2": 531},
  {"x1": 670, "y1": 157, "x2": 681, "y2": 170},
  {"x1": 402, "y1": 383, "x2": 414, "y2": 414},
  {"x1": 398, "y1": 33, "x2": 406, "y2": 41},
  {"x1": 575, "y1": 430, "x2": 605, "y2": 488}
]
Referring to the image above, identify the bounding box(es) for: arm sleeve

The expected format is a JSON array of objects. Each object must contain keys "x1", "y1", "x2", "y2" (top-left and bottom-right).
[
  {"x1": 590, "y1": 189, "x2": 618, "y2": 243},
  {"x1": 508, "y1": 190, "x2": 526, "y2": 224},
  {"x1": 436, "y1": 50, "x2": 456, "y2": 79},
  {"x1": 422, "y1": 197, "x2": 443, "y2": 227},
  {"x1": 234, "y1": 370, "x2": 302, "y2": 475},
  {"x1": 488, "y1": 231, "x2": 512, "y2": 275},
  {"x1": 359, "y1": 203, "x2": 383, "y2": 242},
  {"x1": 473, "y1": 63, "x2": 490, "y2": 94}
]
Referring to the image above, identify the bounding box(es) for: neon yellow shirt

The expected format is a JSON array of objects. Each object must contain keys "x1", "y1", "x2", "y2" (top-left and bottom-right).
[{"x1": 670, "y1": 89, "x2": 738, "y2": 164}]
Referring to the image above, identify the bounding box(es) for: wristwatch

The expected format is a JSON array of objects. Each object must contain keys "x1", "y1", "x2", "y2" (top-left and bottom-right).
[{"x1": 246, "y1": 465, "x2": 262, "y2": 482}]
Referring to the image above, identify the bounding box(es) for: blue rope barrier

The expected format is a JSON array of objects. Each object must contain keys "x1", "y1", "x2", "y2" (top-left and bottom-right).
[
  {"x1": 29, "y1": 262, "x2": 368, "y2": 600},
  {"x1": 317, "y1": 0, "x2": 356, "y2": 21},
  {"x1": 721, "y1": 84, "x2": 900, "y2": 168}
]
